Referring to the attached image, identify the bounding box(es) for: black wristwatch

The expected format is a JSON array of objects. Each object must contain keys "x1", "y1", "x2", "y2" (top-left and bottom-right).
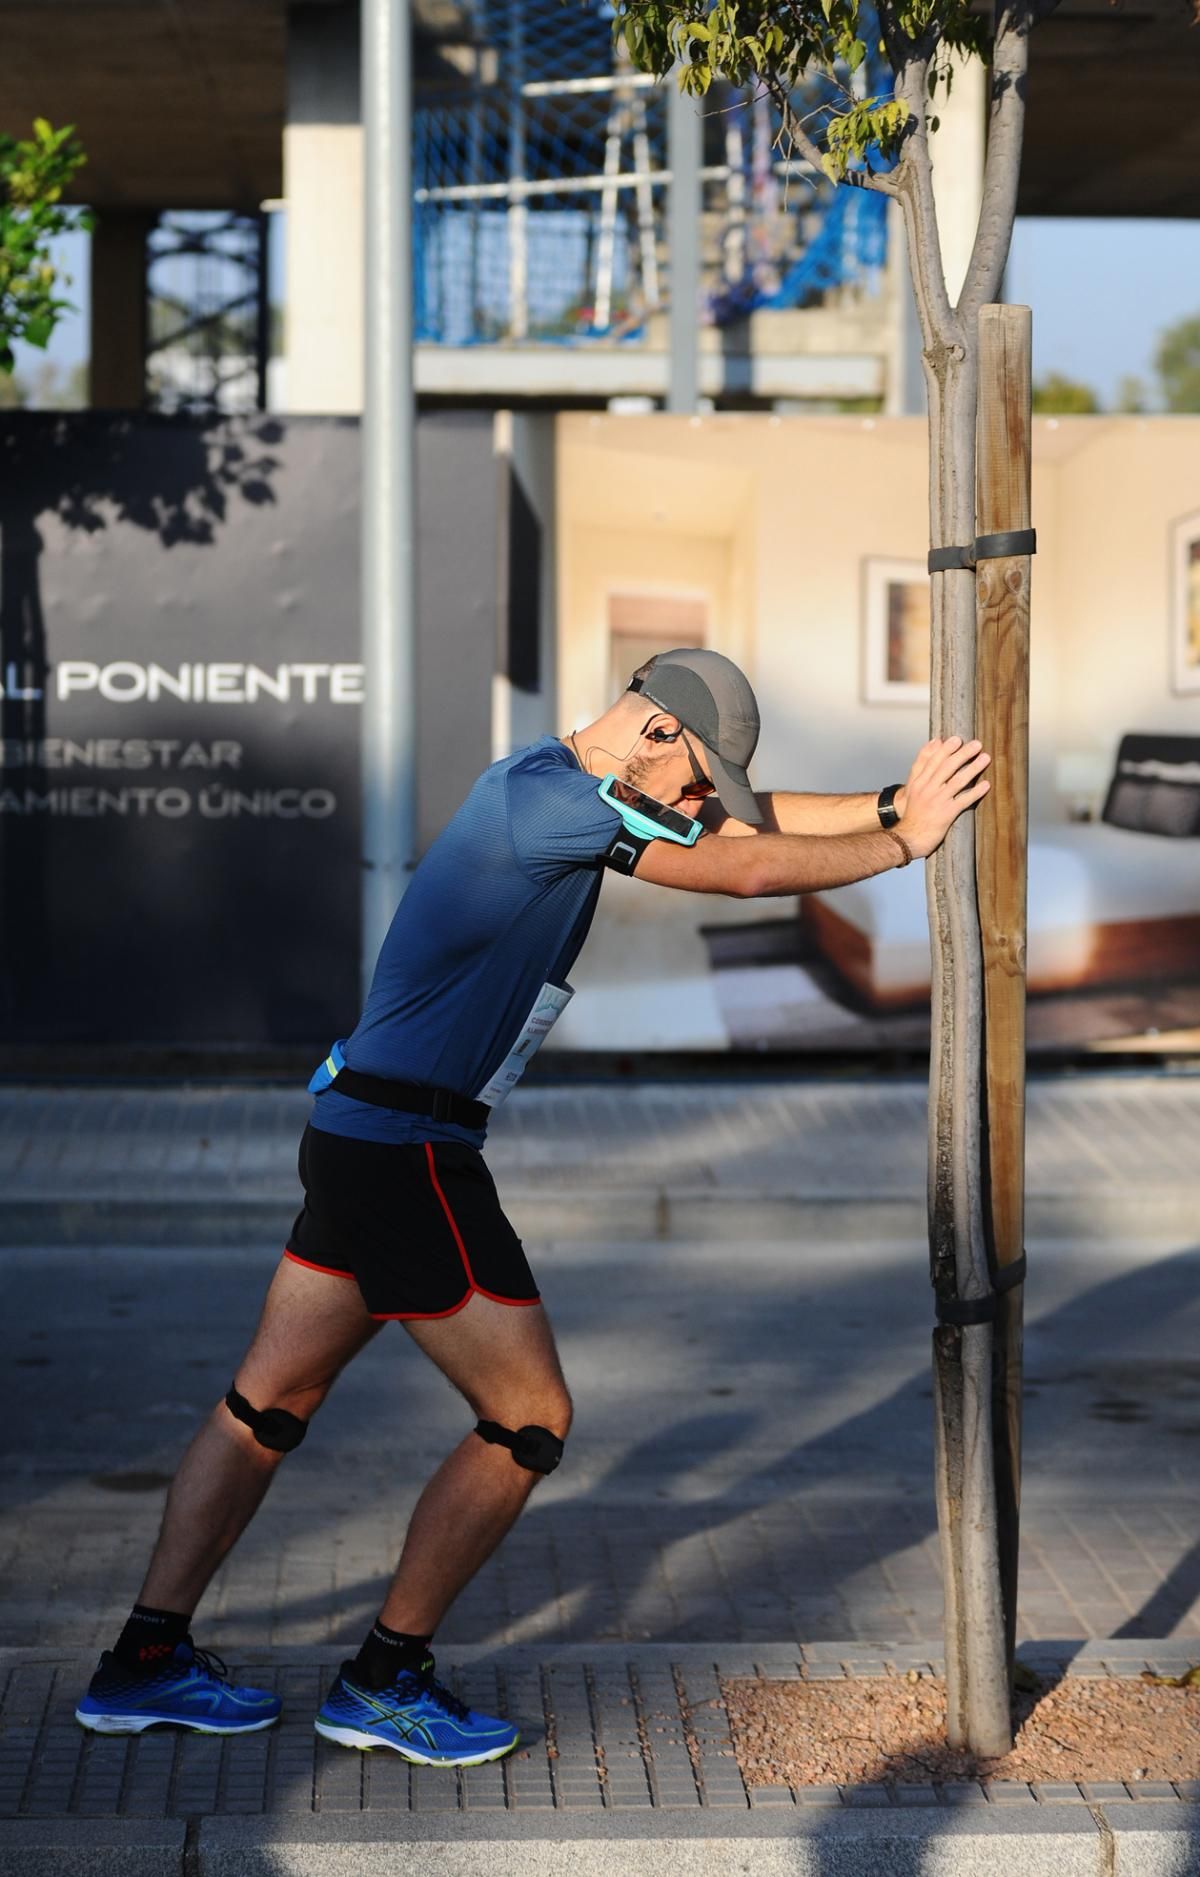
[{"x1": 876, "y1": 783, "x2": 903, "y2": 829}]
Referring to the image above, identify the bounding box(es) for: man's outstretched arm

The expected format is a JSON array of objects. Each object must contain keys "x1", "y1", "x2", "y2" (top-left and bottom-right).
[
  {"x1": 699, "y1": 737, "x2": 974, "y2": 839},
  {"x1": 634, "y1": 737, "x2": 990, "y2": 898},
  {"x1": 702, "y1": 789, "x2": 898, "y2": 839}
]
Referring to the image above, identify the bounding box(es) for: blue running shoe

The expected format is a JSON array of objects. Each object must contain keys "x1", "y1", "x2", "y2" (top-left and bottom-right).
[
  {"x1": 314, "y1": 1653, "x2": 519, "y2": 1767},
  {"x1": 75, "y1": 1642, "x2": 281, "y2": 1736}
]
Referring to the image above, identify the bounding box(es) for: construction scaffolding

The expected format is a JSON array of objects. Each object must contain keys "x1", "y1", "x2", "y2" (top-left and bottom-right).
[{"x1": 413, "y1": 0, "x2": 889, "y2": 350}]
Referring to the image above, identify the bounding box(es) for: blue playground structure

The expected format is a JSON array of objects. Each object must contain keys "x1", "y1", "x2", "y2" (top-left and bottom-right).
[{"x1": 413, "y1": 1, "x2": 890, "y2": 348}]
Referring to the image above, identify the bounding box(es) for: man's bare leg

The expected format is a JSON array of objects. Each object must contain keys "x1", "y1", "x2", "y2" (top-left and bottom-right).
[
  {"x1": 138, "y1": 1259, "x2": 380, "y2": 1615},
  {"x1": 376, "y1": 1295, "x2": 571, "y2": 1635}
]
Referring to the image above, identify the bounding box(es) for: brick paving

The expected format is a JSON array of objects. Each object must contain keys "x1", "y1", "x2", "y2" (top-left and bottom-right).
[
  {"x1": 0, "y1": 1072, "x2": 1197, "y2": 1201},
  {"x1": 0, "y1": 1076, "x2": 1196, "y2": 1667}
]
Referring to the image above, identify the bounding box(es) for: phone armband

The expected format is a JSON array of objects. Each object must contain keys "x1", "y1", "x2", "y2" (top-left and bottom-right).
[{"x1": 597, "y1": 774, "x2": 704, "y2": 848}]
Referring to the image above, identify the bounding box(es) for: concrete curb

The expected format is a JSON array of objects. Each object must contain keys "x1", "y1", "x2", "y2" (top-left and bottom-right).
[
  {"x1": 4, "y1": 1803, "x2": 1198, "y2": 1876},
  {"x1": 1, "y1": 1187, "x2": 1196, "y2": 1246}
]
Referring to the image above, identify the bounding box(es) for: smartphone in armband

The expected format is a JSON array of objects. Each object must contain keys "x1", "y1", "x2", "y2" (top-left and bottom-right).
[{"x1": 597, "y1": 774, "x2": 704, "y2": 847}]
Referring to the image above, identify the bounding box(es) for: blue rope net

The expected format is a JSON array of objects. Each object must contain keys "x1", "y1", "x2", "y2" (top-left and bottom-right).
[{"x1": 413, "y1": 2, "x2": 890, "y2": 347}]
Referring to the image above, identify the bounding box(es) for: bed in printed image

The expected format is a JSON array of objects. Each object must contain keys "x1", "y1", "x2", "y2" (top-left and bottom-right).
[{"x1": 802, "y1": 734, "x2": 1200, "y2": 1013}]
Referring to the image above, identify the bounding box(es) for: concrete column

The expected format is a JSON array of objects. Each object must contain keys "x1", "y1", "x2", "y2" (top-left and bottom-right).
[
  {"x1": 666, "y1": 77, "x2": 702, "y2": 413},
  {"x1": 89, "y1": 210, "x2": 155, "y2": 408},
  {"x1": 929, "y1": 54, "x2": 987, "y2": 307},
  {"x1": 283, "y1": 4, "x2": 364, "y2": 414}
]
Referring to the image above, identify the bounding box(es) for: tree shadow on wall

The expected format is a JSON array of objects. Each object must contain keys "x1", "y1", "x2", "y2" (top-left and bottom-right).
[{"x1": 0, "y1": 411, "x2": 281, "y2": 1030}]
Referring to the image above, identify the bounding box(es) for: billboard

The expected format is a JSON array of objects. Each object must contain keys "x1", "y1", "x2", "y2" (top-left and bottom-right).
[
  {"x1": 552, "y1": 412, "x2": 1200, "y2": 1060},
  {"x1": 0, "y1": 413, "x2": 363, "y2": 1047}
]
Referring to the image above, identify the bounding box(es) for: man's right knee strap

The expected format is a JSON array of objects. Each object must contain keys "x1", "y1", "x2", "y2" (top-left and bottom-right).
[
  {"x1": 225, "y1": 1383, "x2": 308, "y2": 1454},
  {"x1": 474, "y1": 1419, "x2": 563, "y2": 1475}
]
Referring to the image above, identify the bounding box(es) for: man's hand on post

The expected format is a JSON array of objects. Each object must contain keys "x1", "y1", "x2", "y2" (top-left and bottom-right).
[{"x1": 896, "y1": 736, "x2": 992, "y2": 860}]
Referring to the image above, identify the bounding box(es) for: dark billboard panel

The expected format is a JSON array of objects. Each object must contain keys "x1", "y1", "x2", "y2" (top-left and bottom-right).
[{"x1": 0, "y1": 414, "x2": 362, "y2": 1047}]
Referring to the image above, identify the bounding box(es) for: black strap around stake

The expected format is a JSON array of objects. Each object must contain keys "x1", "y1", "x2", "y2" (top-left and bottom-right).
[
  {"x1": 928, "y1": 529, "x2": 1037, "y2": 575},
  {"x1": 934, "y1": 1251, "x2": 1027, "y2": 1327}
]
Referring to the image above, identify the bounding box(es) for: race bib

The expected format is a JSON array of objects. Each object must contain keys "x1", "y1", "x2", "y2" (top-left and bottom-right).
[{"x1": 476, "y1": 982, "x2": 573, "y2": 1107}]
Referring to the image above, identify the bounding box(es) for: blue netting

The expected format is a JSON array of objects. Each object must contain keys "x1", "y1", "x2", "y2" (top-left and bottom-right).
[{"x1": 413, "y1": 3, "x2": 890, "y2": 347}]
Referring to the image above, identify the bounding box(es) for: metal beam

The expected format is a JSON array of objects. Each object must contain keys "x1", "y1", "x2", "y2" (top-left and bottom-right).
[
  {"x1": 360, "y1": 0, "x2": 418, "y2": 996},
  {"x1": 666, "y1": 75, "x2": 702, "y2": 413}
]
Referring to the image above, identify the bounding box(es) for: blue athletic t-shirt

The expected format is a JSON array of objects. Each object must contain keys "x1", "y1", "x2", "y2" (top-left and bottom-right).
[{"x1": 309, "y1": 736, "x2": 625, "y2": 1147}]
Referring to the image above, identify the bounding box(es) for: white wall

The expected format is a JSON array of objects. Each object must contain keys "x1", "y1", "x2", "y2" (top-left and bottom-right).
[{"x1": 1052, "y1": 419, "x2": 1200, "y2": 768}]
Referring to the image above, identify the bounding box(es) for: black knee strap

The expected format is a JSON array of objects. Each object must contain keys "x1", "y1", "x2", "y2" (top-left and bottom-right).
[
  {"x1": 225, "y1": 1383, "x2": 308, "y2": 1454},
  {"x1": 475, "y1": 1419, "x2": 563, "y2": 1475}
]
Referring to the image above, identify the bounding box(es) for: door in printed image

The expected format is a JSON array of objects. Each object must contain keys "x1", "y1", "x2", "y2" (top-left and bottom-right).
[{"x1": 607, "y1": 591, "x2": 708, "y2": 698}]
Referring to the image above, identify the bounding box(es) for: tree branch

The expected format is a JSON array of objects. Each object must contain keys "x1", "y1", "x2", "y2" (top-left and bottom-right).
[
  {"x1": 764, "y1": 81, "x2": 900, "y2": 197},
  {"x1": 892, "y1": 60, "x2": 956, "y2": 345},
  {"x1": 958, "y1": 0, "x2": 1033, "y2": 318}
]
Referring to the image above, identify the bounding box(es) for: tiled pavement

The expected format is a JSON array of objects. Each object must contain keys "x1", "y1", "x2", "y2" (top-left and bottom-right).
[
  {"x1": 1, "y1": 1076, "x2": 1198, "y2": 1652},
  {"x1": 2, "y1": 1643, "x2": 1198, "y2": 1825},
  {"x1": 3, "y1": 1230, "x2": 1198, "y2": 1649},
  {"x1": 0, "y1": 1073, "x2": 1196, "y2": 1202},
  {"x1": 0, "y1": 1077, "x2": 1197, "y2": 1861}
]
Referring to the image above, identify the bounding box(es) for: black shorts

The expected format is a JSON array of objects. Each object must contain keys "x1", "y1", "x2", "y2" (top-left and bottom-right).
[{"x1": 284, "y1": 1123, "x2": 540, "y2": 1321}]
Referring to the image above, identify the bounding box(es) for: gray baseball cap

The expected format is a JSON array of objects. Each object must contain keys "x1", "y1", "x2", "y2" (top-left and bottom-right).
[{"x1": 628, "y1": 647, "x2": 763, "y2": 825}]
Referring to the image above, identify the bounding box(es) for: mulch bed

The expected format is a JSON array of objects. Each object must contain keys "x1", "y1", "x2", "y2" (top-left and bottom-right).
[{"x1": 722, "y1": 1669, "x2": 1200, "y2": 1788}]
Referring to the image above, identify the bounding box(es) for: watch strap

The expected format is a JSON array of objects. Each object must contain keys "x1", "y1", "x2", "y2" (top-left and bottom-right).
[{"x1": 877, "y1": 783, "x2": 903, "y2": 829}]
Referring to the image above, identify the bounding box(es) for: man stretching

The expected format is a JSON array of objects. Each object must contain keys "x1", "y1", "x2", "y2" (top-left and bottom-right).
[{"x1": 76, "y1": 648, "x2": 989, "y2": 1765}]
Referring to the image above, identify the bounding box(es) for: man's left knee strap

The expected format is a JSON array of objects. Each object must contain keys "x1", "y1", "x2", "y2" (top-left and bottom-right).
[
  {"x1": 475, "y1": 1419, "x2": 563, "y2": 1475},
  {"x1": 225, "y1": 1383, "x2": 308, "y2": 1454}
]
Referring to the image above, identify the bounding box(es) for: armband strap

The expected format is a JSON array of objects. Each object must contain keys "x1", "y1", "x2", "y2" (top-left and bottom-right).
[
  {"x1": 603, "y1": 829, "x2": 650, "y2": 875},
  {"x1": 934, "y1": 1252, "x2": 1027, "y2": 1326}
]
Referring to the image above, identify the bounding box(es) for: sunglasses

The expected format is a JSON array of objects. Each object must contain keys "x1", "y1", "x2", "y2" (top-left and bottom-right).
[{"x1": 645, "y1": 719, "x2": 717, "y2": 799}]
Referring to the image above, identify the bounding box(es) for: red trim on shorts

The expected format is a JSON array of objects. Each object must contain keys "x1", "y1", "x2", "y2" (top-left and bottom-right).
[
  {"x1": 283, "y1": 1248, "x2": 356, "y2": 1281},
  {"x1": 285, "y1": 1158, "x2": 541, "y2": 1322},
  {"x1": 411, "y1": 1143, "x2": 540, "y2": 1320},
  {"x1": 370, "y1": 1291, "x2": 474, "y2": 1322},
  {"x1": 424, "y1": 1142, "x2": 477, "y2": 1288},
  {"x1": 369, "y1": 1291, "x2": 541, "y2": 1322}
]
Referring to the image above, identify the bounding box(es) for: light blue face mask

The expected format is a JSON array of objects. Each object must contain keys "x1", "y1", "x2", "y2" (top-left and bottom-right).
[{"x1": 597, "y1": 774, "x2": 704, "y2": 847}]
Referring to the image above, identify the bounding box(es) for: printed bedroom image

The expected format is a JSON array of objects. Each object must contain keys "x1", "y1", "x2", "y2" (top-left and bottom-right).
[{"x1": 548, "y1": 412, "x2": 1200, "y2": 1060}]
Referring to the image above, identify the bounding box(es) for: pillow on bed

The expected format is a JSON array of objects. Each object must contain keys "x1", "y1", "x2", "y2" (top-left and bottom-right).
[{"x1": 1101, "y1": 734, "x2": 1200, "y2": 837}]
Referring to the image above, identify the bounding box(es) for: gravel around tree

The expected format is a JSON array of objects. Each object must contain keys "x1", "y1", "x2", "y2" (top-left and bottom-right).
[{"x1": 723, "y1": 1670, "x2": 1200, "y2": 1789}]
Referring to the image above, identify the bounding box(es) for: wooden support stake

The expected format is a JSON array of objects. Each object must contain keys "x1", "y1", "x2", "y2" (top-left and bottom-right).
[{"x1": 974, "y1": 303, "x2": 1032, "y2": 1682}]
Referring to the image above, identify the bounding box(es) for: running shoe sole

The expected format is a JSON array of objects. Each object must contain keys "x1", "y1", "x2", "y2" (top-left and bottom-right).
[
  {"x1": 75, "y1": 1707, "x2": 279, "y2": 1736},
  {"x1": 313, "y1": 1716, "x2": 520, "y2": 1766}
]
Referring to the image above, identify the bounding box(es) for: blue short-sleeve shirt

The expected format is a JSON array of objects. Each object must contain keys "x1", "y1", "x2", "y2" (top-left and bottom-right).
[{"x1": 309, "y1": 736, "x2": 625, "y2": 1146}]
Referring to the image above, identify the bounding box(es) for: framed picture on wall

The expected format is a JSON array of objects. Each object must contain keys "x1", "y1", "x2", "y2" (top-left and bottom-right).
[
  {"x1": 862, "y1": 558, "x2": 931, "y2": 705},
  {"x1": 1171, "y1": 509, "x2": 1200, "y2": 695}
]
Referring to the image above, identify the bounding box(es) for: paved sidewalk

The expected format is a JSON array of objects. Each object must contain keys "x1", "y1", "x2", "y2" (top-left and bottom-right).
[
  {"x1": 1, "y1": 1075, "x2": 1197, "y2": 1872},
  {"x1": 2, "y1": 1644, "x2": 1197, "y2": 1875},
  {"x1": 0, "y1": 1071, "x2": 1197, "y2": 1242}
]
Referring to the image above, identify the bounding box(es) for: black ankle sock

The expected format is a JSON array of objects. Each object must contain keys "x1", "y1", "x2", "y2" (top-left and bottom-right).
[
  {"x1": 113, "y1": 1603, "x2": 192, "y2": 1669},
  {"x1": 351, "y1": 1620, "x2": 433, "y2": 1690}
]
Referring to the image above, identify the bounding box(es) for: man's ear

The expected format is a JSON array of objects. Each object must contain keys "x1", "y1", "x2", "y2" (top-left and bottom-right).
[{"x1": 645, "y1": 712, "x2": 681, "y2": 743}]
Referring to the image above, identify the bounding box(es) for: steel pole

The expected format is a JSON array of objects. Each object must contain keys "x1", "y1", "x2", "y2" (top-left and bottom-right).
[
  {"x1": 666, "y1": 76, "x2": 701, "y2": 412},
  {"x1": 360, "y1": 0, "x2": 417, "y2": 999}
]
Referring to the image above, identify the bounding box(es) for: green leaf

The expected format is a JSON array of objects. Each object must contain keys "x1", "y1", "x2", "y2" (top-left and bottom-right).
[{"x1": 22, "y1": 314, "x2": 52, "y2": 348}]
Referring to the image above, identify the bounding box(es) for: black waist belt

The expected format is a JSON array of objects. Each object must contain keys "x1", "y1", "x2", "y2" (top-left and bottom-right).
[{"x1": 326, "y1": 1068, "x2": 490, "y2": 1130}]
